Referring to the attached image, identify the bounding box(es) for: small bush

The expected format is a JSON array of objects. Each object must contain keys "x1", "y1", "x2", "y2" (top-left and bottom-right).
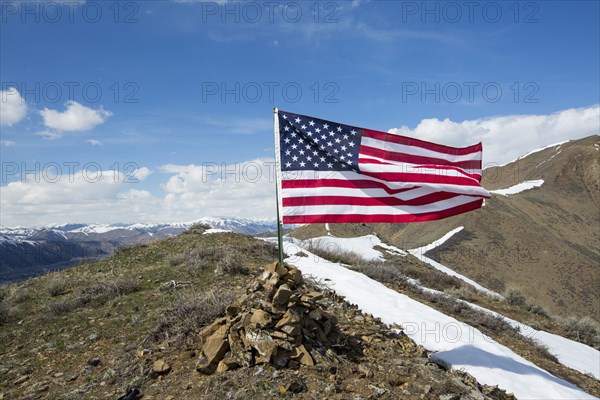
[
  {"x1": 504, "y1": 288, "x2": 528, "y2": 308},
  {"x1": 351, "y1": 262, "x2": 407, "y2": 285},
  {"x1": 49, "y1": 301, "x2": 75, "y2": 316},
  {"x1": 47, "y1": 279, "x2": 70, "y2": 297},
  {"x1": 167, "y1": 253, "x2": 186, "y2": 267},
  {"x1": 304, "y1": 239, "x2": 365, "y2": 265},
  {"x1": 215, "y1": 250, "x2": 248, "y2": 275},
  {"x1": 561, "y1": 316, "x2": 600, "y2": 349},
  {"x1": 0, "y1": 303, "x2": 9, "y2": 324},
  {"x1": 148, "y1": 289, "x2": 237, "y2": 346},
  {"x1": 445, "y1": 286, "x2": 477, "y2": 302}
]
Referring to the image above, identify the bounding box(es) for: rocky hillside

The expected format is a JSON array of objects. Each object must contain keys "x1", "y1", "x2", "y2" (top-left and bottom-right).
[
  {"x1": 292, "y1": 135, "x2": 600, "y2": 319},
  {"x1": 0, "y1": 227, "x2": 516, "y2": 399}
]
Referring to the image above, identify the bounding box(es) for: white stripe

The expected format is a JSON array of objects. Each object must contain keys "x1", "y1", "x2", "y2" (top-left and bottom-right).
[
  {"x1": 282, "y1": 186, "x2": 435, "y2": 201},
  {"x1": 359, "y1": 154, "x2": 482, "y2": 176},
  {"x1": 282, "y1": 170, "x2": 490, "y2": 198},
  {"x1": 358, "y1": 158, "x2": 482, "y2": 179},
  {"x1": 283, "y1": 186, "x2": 437, "y2": 201},
  {"x1": 361, "y1": 136, "x2": 482, "y2": 163},
  {"x1": 282, "y1": 195, "x2": 481, "y2": 216}
]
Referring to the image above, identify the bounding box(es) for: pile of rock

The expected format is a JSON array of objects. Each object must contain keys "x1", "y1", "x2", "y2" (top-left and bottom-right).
[{"x1": 196, "y1": 262, "x2": 340, "y2": 374}]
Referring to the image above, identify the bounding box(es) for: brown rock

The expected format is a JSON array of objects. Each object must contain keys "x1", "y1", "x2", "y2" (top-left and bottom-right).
[
  {"x1": 265, "y1": 262, "x2": 288, "y2": 277},
  {"x1": 216, "y1": 360, "x2": 229, "y2": 373},
  {"x1": 203, "y1": 323, "x2": 230, "y2": 365},
  {"x1": 250, "y1": 309, "x2": 272, "y2": 328},
  {"x1": 246, "y1": 329, "x2": 277, "y2": 362},
  {"x1": 281, "y1": 324, "x2": 301, "y2": 337},
  {"x1": 199, "y1": 317, "x2": 227, "y2": 343},
  {"x1": 273, "y1": 284, "x2": 293, "y2": 305},
  {"x1": 153, "y1": 359, "x2": 171, "y2": 375},
  {"x1": 294, "y1": 345, "x2": 314, "y2": 366},
  {"x1": 308, "y1": 308, "x2": 322, "y2": 320},
  {"x1": 287, "y1": 267, "x2": 303, "y2": 286}
]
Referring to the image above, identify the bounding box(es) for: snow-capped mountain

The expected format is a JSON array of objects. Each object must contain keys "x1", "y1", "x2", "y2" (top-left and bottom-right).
[{"x1": 0, "y1": 217, "x2": 279, "y2": 283}]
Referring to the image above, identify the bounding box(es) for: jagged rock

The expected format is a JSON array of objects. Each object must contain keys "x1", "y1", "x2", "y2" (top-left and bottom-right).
[
  {"x1": 250, "y1": 309, "x2": 272, "y2": 328},
  {"x1": 273, "y1": 284, "x2": 293, "y2": 305},
  {"x1": 195, "y1": 262, "x2": 342, "y2": 374},
  {"x1": 153, "y1": 359, "x2": 171, "y2": 375}
]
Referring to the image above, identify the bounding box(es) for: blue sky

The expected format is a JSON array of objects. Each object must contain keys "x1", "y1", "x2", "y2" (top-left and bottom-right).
[{"x1": 1, "y1": 0, "x2": 599, "y2": 226}]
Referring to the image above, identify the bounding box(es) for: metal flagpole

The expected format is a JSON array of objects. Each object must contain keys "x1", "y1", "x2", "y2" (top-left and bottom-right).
[{"x1": 273, "y1": 107, "x2": 285, "y2": 266}]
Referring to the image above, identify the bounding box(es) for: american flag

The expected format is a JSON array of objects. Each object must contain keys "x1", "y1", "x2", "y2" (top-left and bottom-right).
[{"x1": 275, "y1": 109, "x2": 490, "y2": 224}]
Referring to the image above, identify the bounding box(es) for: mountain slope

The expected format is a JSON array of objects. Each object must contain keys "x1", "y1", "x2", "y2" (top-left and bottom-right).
[{"x1": 291, "y1": 135, "x2": 600, "y2": 318}]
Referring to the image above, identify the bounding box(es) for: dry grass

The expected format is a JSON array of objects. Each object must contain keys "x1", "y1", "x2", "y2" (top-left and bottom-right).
[
  {"x1": 560, "y1": 316, "x2": 600, "y2": 350},
  {"x1": 304, "y1": 239, "x2": 365, "y2": 265},
  {"x1": 0, "y1": 303, "x2": 9, "y2": 325},
  {"x1": 148, "y1": 289, "x2": 237, "y2": 347},
  {"x1": 350, "y1": 262, "x2": 407, "y2": 285},
  {"x1": 504, "y1": 287, "x2": 550, "y2": 317}
]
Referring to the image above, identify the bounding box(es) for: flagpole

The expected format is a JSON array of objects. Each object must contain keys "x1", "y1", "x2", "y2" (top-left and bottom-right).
[{"x1": 273, "y1": 107, "x2": 285, "y2": 266}]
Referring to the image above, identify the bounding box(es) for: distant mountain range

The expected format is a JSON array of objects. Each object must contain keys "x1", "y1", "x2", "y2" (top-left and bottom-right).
[{"x1": 0, "y1": 217, "x2": 279, "y2": 283}]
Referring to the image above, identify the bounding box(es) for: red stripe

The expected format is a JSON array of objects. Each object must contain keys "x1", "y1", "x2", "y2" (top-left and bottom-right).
[
  {"x1": 281, "y1": 179, "x2": 419, "y2": 195},
  {"x1": 360, "y1": 171, "x2": 479, "y2": 186},
  {"x1": 363, "y1": 129, "x2": 482, "y2": 156},
  {"x1": 360, "y1": 145, "x2": 482, "y2": 170},
  {"x1": 282, "y1": 192, "x2": 461, "y2": 207},
  {"x1": 282, "y1": 199, "x2": 484, "y2": 224},
  {"x1": 359, "y1": 158, "x2": 482, "y2": 181}
]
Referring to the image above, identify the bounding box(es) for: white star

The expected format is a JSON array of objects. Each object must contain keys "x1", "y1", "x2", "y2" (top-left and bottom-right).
[
  {"x1": 285, "y1": 150, "x2": 291, "y2": 155},
  {"x1": 346, "y1": 160, "x2": 352, "y2": 165},
  {"x1": 347, "y1": 152, "x2": 352, "y2": 158},
  {"x1": 321, "y1": 135, "x2": 327, "y2": 140},
  {"x1": 327, "y1": 163, "x2": 333, "y2": 168},
  {"x1": 305, "y1": 144, "x2": 311, "y2": 149},
  {"x1": 337, "y1": 126, "x2": 342, "y2": 132},
  {"x1": 285, "y1": 162, "x2": 292, "y2": 168},
  {"x1": 299, "y1": 150, "x2": 305, "y2": 155},
  {"x1": 334, "y1": 149, "x2": 339, "y2": 154},
  {"x1": 307, "y1": 131, "x2": 313, "y2": 136},
  {"x1": 340, "y1": 155, "x2": 346, "y2": 160},
  {"x1": 283, "y1": 114, "x2": 288, "y2": 119},
  {"x1": 315, "y1": 128, "x2": 321, "y2": 133},
  {"x1": 295, "y1": 117, "x2": 301, "y2": 123},
  {"x1": 329, "y1": 131, "x2": 335, "y2": 136},
  {"x1": 335, "y1": 138, "x2": 341, "y2": 143},
  {"x1": 309, "y1": 121, "x2": 315, "y2": 126},
  {"x1": 348, "y1": 142, "x2": 355, "y2": 147},
  {"x1": 292, "y1": 156, "x2": 298, "y2": 161},
  {"x1": 299, "y1": 161, "x2": 306, "y2": 167},
  {"x1": 323, "y1": 123, "x2": 329, "y2": 129},
  {"x1": 343, "y1": 134, "x2": 349, "y2": 140},
  {"x1": 350, "y1": 129, "x2": 356, "y2": 135},
  {"x1": 284, "y1": 126, "x2": 290, "y2": 131},
  {"x1": 320, "y1": 157, "x2": 326, "y2": 162},
  {"x1": 313, "y1": 162, "x2": 319, "y2": 168},
  {"x1": 341, "y1": 145, "x2": 347, "y2": 151},
  {"x1": 320, "y1": 145, "x2": 326, "y2": 150},
  {"x1": 284, "y1": 138, "x2": 291, "y2": 143},
  {"x1": 301, "y1": 124, "x2": 307, "y2": 130},
  {"x1": 327, "y1": 141, "x2": 333, "y2": 147},
  {"x1": 291, "y1": 132, "x2": 297, "y2": 137},
  {"x1": 312, "y1": 150, "x2": 318, "y2": 156},
  {"x1": 291, "y1": 144, "x2": 297, "y2": 149},
  {"x1": 307, "y1": 156, "x2": 312, "y2": 161},
  {"x1": 298, "y1": 138, "x2": 304, "y2": 143},
  {"x1": 314, "y1": 137, "x2": 320, "y2": 143}
]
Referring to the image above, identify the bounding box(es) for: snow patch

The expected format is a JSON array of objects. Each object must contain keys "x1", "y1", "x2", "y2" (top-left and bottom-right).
[
  {"x1": 491, "y1": 179, "x2": 544, "y2": 196},
  {"x1": 302, "y1": 235, "x2": 406, "y2": 262},
  {"x1": 203, "y1": 228, "x2": 232, "y2": 234},
  {"x1": 274, "y1": 240, "x2": 596, "y2": 400}
]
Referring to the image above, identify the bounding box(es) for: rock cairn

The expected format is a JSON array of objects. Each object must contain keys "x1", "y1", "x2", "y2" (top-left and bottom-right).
[{"x1": 196, "y1": 262, "x2": 339, "y2": 374}]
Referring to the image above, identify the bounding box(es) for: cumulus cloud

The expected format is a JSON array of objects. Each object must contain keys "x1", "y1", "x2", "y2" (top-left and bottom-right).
[
  {"x1": 0, "y1": 166, "x2": 154, "y2": 226},
  {"x1": 86, "y1": 139, "x2": 103, "y2": 146},
  {"x1": 39, "y1": 101, "x2": 112, "y2": 133},
  {"x1": 0, "y1": 88, "x2": 27, "y2": 126},
  {"x1": 1, "y1": 140, "x2": 16, "y2": 147},
  {"x1": 388, "y1": 105, "x2": 600, "y2": 166}
]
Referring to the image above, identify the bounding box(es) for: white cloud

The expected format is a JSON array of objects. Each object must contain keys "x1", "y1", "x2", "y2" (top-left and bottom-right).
[
  {"x1": 39, "y1": 101, "x2": 112, "y2": 133},
  {"x1": 0, "y1": 166, "x2": 155, "y2": 226},
  {"x1": 0, "y1": 88, "x2": 27, "y2": 126},
  {"x1": 86, "y1": 139, "x2": 103, "y2": 146},
  {"x1": 388, "y1": 105, "x2": 600, "y2": 166},
  {"x1": 1, "y1": 140, "x2": 16, "y2": 147}
]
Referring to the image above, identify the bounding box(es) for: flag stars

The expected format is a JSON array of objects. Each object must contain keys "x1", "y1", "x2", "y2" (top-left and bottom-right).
[
  {"x1": 323, "y1": 123, "x2": 329, "y2": 129},
  {"x1": 295, "y1": 117, "x2": 301, "y2": 123},
  {"x1": 309, "y1": 121, "x2": 315, "y2": 126},
  {"x1": 337, "y1": 126, "x2": 342, "y2": 132}
]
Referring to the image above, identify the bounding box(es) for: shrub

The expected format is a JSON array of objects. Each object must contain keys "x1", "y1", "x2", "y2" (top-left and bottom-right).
[
  {"x1": 148, "y1": 289, "x2": 237, "y2": 346},
  {"x1": 561, "y1": 316, "x2": 600, "y2": 349},
  {"x1": 47, "y1": 278, "x2": 70, "y2": 297},
  {"x1": 0, "y1": 303, "x2": 9, "y2": 324},
  {"x1": 444, "y1": 286, "x2": 477, "y2": 302},
  {"x1": 351, "y1": 262, "x2": 407, "y2": 285},
  {"x1": 48, "y1": 301, "x2": 75, "y2": 316},
  {"x1": 167, "y1": 253, "x2": 186, "y2": 267},
  {"x1": 504, "y1": 288, "x2": 528, "y2": 308},
  {"x1": 215, "y1": 249, "x2": 248, "y2": 275},
  {"x1": 304, "y1": 239, "x2": 365, "y2": 265}
]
